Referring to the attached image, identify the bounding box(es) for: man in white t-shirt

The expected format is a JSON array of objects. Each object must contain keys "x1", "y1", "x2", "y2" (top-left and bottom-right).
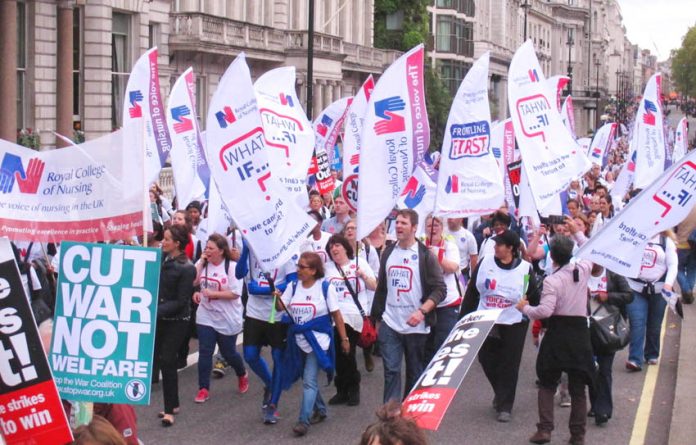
[
  {"x1": 371, "y1": 209, "x2": 446, "y2": 403},
  {"x1": 446, "y1": 218, "x2": 478, "y2": 279},
  {"x1": 300, "y1": 211, "x2": 332, "y2": 263}
]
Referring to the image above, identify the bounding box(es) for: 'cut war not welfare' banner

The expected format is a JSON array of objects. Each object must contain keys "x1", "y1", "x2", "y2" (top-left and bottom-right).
[
  {"x1": 49, "y1": 242, "x2": 161, "y2": 405},
  {"x1": 0, "y1": 238, "x2": 73, "y2": 445}
]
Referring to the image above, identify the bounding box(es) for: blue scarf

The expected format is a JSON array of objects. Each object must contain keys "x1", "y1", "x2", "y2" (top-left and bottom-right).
[{"x1": 280, "y1": 314, "x2": 335, "y2": 391}]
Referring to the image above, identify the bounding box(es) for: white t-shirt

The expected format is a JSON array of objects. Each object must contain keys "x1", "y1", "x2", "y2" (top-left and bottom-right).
[
  {"x1": 445, "y1": 227, "x2": 478, "y2": 270},
  {"x1": 325, "y1": 257, "x2": 376, "y2": 332},
  {"x1": 300, "y1": 231, "x2": 332, "y2": 264},
  {"x1": 245, "y1": 252, "x2": 297, "y2": 322},
  {"x1": 426, "y1": 239, "x2": 461, "y2": 308},
  {"x1": 475, "y1": 254, "x2": 530, "y2": 325},
  {"x1": 21, "y1": 267, "x2": 42, "y2": 304},
  {"x1": 195, "y1": 259, "x2": 244, "y2": 336},
  {"x1": 282, "y1": 280, "x2": 339, "y2": 353},
  {"x1": 383, "y1": 243, "x2": 427, "y2": 335},
  {"x1": 626, "y1": 235, "x2": 678, "y2": 293}
]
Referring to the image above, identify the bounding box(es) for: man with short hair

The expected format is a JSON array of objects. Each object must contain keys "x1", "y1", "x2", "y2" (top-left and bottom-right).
[
  {"x1": 300, "y1": 210, "x2": 332, "y2": 263},
  {"x1": 371, "y1": 209, "x2": 447, "y2": 403},
  {"x1": 446, "y1": 217, "x2": 478, "y2": 281},
  {"x1": 322, "y1": 195, "x2": 352, "y2": 234}
]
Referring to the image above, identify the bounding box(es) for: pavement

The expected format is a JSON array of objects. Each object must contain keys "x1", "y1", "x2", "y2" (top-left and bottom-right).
[{"x1": 668, "y1": 300, "x2": 696, "y2": 445}]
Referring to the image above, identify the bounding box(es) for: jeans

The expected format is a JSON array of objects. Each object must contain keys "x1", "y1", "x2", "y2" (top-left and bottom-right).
[
  {"x1": 298, "y1": 351, "x2": 327, "y2": 425},
  {"x1": 197, "y1": 324, "x2": 246, "y2": 390},
  {"x1": 154, "y1": 319, "x2": 189, "y2": 414},
  {"x1": 589, "y1": 353, "x2": 615, "y2": 417},
  {"x1": 425, "y1": 306, "x2": 460, "y2": 363},
  {"x1": 677, "y1": 250, "x2": 696, "y2": 296},
  {"x1": 626, "y1": 290, "x2": 667, "y2": 365},
  {"x1": 378, "y1": 322, "x2": 428, "y2": 404}
]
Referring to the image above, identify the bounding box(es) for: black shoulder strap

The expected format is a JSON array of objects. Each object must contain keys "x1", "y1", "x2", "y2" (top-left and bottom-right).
[
  {"x1": 225, "y1": 257, "x2": 231, "y2": 276},
  {"x1": 24, "y1": 242, "x2": 33, "y2": 263},
  {"x1": 335, "y1": 262, "x2": 367, "y2": 317}
]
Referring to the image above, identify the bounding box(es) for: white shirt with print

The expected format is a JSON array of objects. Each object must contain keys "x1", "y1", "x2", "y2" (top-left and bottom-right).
[
  {"x1": 245, "y1": 252, "x2": 297, "y2": 322},
  {"x1": 383, "y1": 243, "x2": 427, "y2": 335},
  {"x1": 195, "y1": 259, "x2": 244, "y2": 336},
  {"x1": 281, "y1": 280, "x2": 340, "y2": 353},
  {"x1": 300, "y1": 231, "x2": 332, "y2": 264},
  {"x1": 325, "y1": 257, "x2": 375, "y2": 332}
]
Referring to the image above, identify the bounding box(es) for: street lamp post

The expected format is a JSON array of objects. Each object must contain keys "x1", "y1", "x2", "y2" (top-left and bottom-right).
[
  {"x1": 595, "y1": 59, "x2": 601, "y2": 129},
  {"x1": 306, "y1": 0, "x2": 315, "y2": 120},
  {"x1": 521, "y1": 1, "x2": 531, "y2": 41},
  {"x1": 567, "y1": 29, "x2": 574, "y2": 95}
]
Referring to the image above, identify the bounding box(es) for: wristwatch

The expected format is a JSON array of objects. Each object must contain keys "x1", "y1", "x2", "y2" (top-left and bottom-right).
[{"x1": 418, "y1": 308, "x2": 428, "y2": 315}]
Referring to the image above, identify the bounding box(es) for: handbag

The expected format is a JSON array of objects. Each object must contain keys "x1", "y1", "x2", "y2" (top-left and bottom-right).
[
  {"x1": 589, "y1": 303, "x2": 630, "y2": 355},
  {"x1": 335, "y1": 262, "x2": 377, "y2": 349}
]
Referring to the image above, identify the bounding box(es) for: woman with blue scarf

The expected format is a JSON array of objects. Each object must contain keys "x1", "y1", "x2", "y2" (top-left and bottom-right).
[{"x1": 275, "y1": 252, "x2": 350, "y2": 437}]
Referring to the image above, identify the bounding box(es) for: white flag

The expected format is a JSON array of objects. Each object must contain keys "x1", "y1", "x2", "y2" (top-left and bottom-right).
[
  {"x1": 587, "y1": 122, "x2": 617, "y2": 167},
  {"x1": 435, "y1": 53, "x2": 504, "y2": 217},
  {"x1": 313, "y1": 97, "x2": 351, "y2": 195},
  {"x1": 577, "y1": 150, "x2": 696, "y2": 277},
  {"x1": 342, "y1": 76, "x2": 375, "y2": 211},
  {"x1": 254, "y1": 67, "x2": 315, "y2": 208},
  {"x1": 507, "y1": 41, "x2": 590, "y2": 211},
  {"x1": 397, "y1": 165, "x2": 437, "y2": 237},
  {"x1": 357, "y1": 44, "x2": 429, "y2": 239},
  {"x1": 632, "y1": 73, "x2": 666, "y2": 189},
  {"x1": 674, "y1": 117, "x2": 688, "y2": 162},
  {"x1": 491, "y1": 119, "x2": 517, "y2": 211},
  {"x1": 546, "y1": 75, "x2": 570, "y2": 112},
  {"x1": 205, "y1": 54, "x2": 314, "y2": 271},
  {"x1": 560, "y1": 96, "x2": 576, "y2": 139},
  {"x1": 166, "y1": 68, "x2": 209, "y2": 209},
  {"x1": 122, "y1": 48, "x2": 172, "y2": 185}
]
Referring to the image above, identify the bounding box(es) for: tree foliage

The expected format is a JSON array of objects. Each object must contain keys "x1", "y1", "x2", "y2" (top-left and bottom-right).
[
  {"x1": 374, "y1": 0, "x2": 452, "y2": 151},
  {"x1": 672, "y1": 25, "x2": 696, "y2": 97}
]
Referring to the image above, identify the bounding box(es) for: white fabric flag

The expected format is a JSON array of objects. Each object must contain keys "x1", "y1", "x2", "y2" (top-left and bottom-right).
[
  {"x1": 0, "y1": 123, "x2": 145, "y2": 242},
  {"x1": 205, "y1": 54, "x2": 314, "y2": 271},
  {"x1": 435, "y1": 52, "x2": 504, "y2": 217},
  {"x1": 122, "y1": 47, "x2": 172, "y2": 185},
  {"x1": 342, "y1": 76, "x2": 375, "y2": 211},
  {"x1": 674, "y1": 117, "x2": 688, "y2": 162},
  {"x1": 313, "y1": 97, "x2": 351, "y2": 195},
  {"x1": 577, "y1": 150, "x2": 696, "y2": 277},
  {"x1": 587, "y1": 122, "x2": 617, "y2": 166},
  {"x1": 560, "y1": 96, "x2": 576, "y2": 139},
  {"x1": 632, "y1": 73, "x2": 666, "y2": 189},
  {"x1": 491, "y1": 119, "x2": 517, "y2": 211},
  {"x1": 546, "y1": 75, "x2": 570, "y2": 112},
  {"x1": 166, "y1": 67, "x2": 209, "y2": 209},
  {"x1": 397, "y1": 165, "x2": 437, "y2": 237},
  {"x1": 611, "y1": 149, "x2": 637, "y2": 202},
  {"x1": 357, "y1": 44, "x2": 430, "y2": 239},
  {"x1": 507, "y1": 41, "x2": 590, "y2": 211},
  {"x1": 254, "y1": 67, "x2": 315, "y2": 208}
]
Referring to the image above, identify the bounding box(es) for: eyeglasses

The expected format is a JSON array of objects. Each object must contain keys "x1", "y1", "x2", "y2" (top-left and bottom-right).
[
  {"x1": 345, "y1": 226, "x2": 356, "y2": 231},
  {"x1": 296, "y1": 264, "x2": 312, "y2": 270}
]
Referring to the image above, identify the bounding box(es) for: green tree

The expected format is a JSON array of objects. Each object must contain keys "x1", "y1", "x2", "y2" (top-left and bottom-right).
[
  {"x1": 374, "y1": 0, "x2": 452, "y2": 151},
  {"x1": 672, "y1": 25, "x2": 696, "y2": 97}
]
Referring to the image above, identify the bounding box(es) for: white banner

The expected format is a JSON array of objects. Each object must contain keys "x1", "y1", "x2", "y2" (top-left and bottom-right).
[
  {"x1": 254, "y1": 67, "x2": 315, "y2": 208},
  {"x1": 577, "y1": 150, "x2": 696, "y2": 277},
  {"x1": 205, "y1": 54, "x2": 314, "y2": 271},
  {"x1": 166, "y1": 68, "x2": 209, "y2": 209},
  {"x1": 435, "y1": 53, "x2": 504, "y2": 217},
  {"x1": 560, "y1": 96, "x2": 576, "y2": 139},
  {"x1": 313, "y1": 97, "x2": 351, "y2": 195},
  {"x1": 632, "y1": 73, "x2": 666, "y2": 189},
  {"x1": 491, "y1": 119, "x2": 517, "y2": 211},
  {"x1": 0, "y1": 124, "x2": 145, "y2": 242},
  {"x1": 122, "y1": 48, "x2": 172, "y2": 185},
  {"x1": 611, "y1": 149, "x2": 637, "y2": 202},
  {"x1": 588, "y1": 122, "x2": 617, "y2": 166},
  {"x1": 674, "y1": 117, "x2": 688, "y2": 162},
  {"x1": 546, "y1": 75, "x2": 569, "y2": 112},
  {"x1": 507, "y1": 41, "x2": 590, "y2": 211},
  {"x1": 397, "y1": 165, "x2": 437, "y2": 237},
  {"x1": 342, "y1": 76, "x2": 375, "y2": 211},
  {"x1": 357, "y1": 44, "x2": 429, "y2": 238}
]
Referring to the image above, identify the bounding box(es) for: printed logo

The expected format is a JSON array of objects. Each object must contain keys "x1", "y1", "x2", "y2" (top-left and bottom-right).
[
  {"x1": 528, "y1": 69, "x2": 540, "y2": 83},
  {"x1": 449, "y1": 121, "x2": 491, "y2": 159},
  {"x1": 627, "y1": 150, "x2": 637, "y2": 173},
  {"x1": 485, "y1": 278, "x2": 497, "y2": 290},
  {"x1": 215, "y1": 106, "x2": 237, "y2": 128},
  {"x1": 444, "y1": 175, "x2": 459, "y2": 194},
  {"x1": 374, "y1": 96, "x2": 406, "y2": 135},
  {"x1": 0, "y1": 153, "x2": 45, "y2": 194},
  {"x1": 125, "y1": 379, "x2": 147, "y2": 402},
  {"x1": 279, "y1": 93, "x2": 294, "y2": 107},
  {"x1": 591, "y1": 147, "x2": 602, "y2": 159},
  {"x1": 515, "y1": 94, "x2": 551, "y2": 142},
  {"x1": 401, "y1": 176, "x2": 426, "y2": 208},
  {"x1": 316, "y1": 114, "x2": 333, "y2": 137},
  {"x1": 128, "y1": 90, "x2": 144, "y2": 118},
  {"x1": 643, "y1": 100, "x2": 657, "y2": 126},
  {"x1": 170, "y1": 105, "x2": 194, "y2": 134}
]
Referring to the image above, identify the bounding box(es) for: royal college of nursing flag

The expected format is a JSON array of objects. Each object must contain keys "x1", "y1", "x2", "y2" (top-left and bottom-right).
[
  {"x1": 508, "y1": 41, "x2": 590, "y2": 211},
  {"x1": 587, "y1": 122, "x2": 617, "y2": 167},
  {"x1": 546, "y1": 75, "x2": 570, "y2": 112},
  {"x1": 632, "y1": 73, "x2": 666, "y2": 189},
  {"x1": 435, "y1": 52, "x2": 504, "y2": 217},
  {"x1": 342, "y1": 76, "x2": 375, "y2": 211},
  {"x1": 357, "y1": 44, "x2": 429, "y2": 239},
  {"x1": 674, "y1": 117, "x2": 688, "y2": 162},
  {"x1": 166, "y1": 68, "x2": 210, "y2": 208},
  {"x1": 122, "y1": 47, "x2": 172, "y2": 185},
  {"x1": 254, "y1": 67, "x2": 315, "y2": 208},
  {"x1": 577, "y1": 149, "x2": 696, "y2": 278},
  {"x1": 313, "y1": 97, "x2": 351, "y2": 195},
  {"x1": 204, "y1": 54, "x2": 314, "y2": 271}
]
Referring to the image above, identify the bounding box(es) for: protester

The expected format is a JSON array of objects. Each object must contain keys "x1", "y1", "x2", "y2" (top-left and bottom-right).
[
  {"x1": 479, "y1": 211, "x2": 516, "y2": 259},
  {"x1": 309, "y1": 190, "x2": 331, "y2": 221},
  {"x1": 624, "y1": 230, "x2": 678, "y2": 371},
  {"x1": 365, "y1": 221, "x2": 394, "y2": 257},
  {"x1": 587, "y1": 268, "x2": 633, "y2": 426},
  {"x1": 445, "y1": 217, "x2": 479, "y2": 282},
  {"x1": 461, "y1": 229, "x2": 541, "y2": 423},
  {"x1": 325, "y1": 234, "x2": 377, "y2": 405},
  {"x1": 371, "y1": 209, "x2": 446, "y2": 403},
  {"x1": 276, "y1": 252, "x2": 350, "y2": 437},
  {"x1": 154, "y1": 225, "x2": 196, "y2": 427},
  {"x1": 71, "y1": 415, "x2": 127, "y2": 445},
  {"x1": 359, "y1": 401, "x2": 429, "y2": 445},
  {"x1": 300, "y1": 210, "x2": 332, "y2": 263},
  {"x1": 517, "y1": 231, "x2": 595, "y2": 445},
  {"x1": 186, "y1": 201, "x2": 203, "y2": 233},
  {"x1": 322, "y1": 195, "x2": 352, "y2": 234},
  {"x1": 192, "y1": 233, "x2": 248, "y2": 403},
  {"x1": 235, "y1": 240, "x2": 297, "y2": 424},
  {"x1": 423, "y1": 214, "x2": 462, "y2": 362},
  {"x1": 342, "y1": 219, "x2": 381, "y2": 285}
]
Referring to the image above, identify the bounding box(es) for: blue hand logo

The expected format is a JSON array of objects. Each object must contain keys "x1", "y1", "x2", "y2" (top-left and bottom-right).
[{"x1": 0, "y1": 153, "x2": 25, "y2": 194}]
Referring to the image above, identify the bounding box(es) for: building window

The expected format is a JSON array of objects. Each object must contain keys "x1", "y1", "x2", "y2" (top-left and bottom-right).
[
  {"x1": 148, "y1": 23, "x2": 160, "y2": 49},
  {"x1": 73, "y1": 7, "x2": 83, "y2": 131},
  {"x1": 386, "y1": 10, "x2": 404, "y2": 30},
  {"x1": 17, "y1": 1, "x2": 27, "y2": 130},
  {"x1": 111, "y1": 12, "x2": 131, "y2": 129},
  {"x1": 436, "y1": 16, "x2": 473, "y2": 57},
  {"x1": 436, "y1": 0, "x2": 475, "y2": 16},
  {"x1": 440, "y1": 60, "x2": 471, "y2": 95}
]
